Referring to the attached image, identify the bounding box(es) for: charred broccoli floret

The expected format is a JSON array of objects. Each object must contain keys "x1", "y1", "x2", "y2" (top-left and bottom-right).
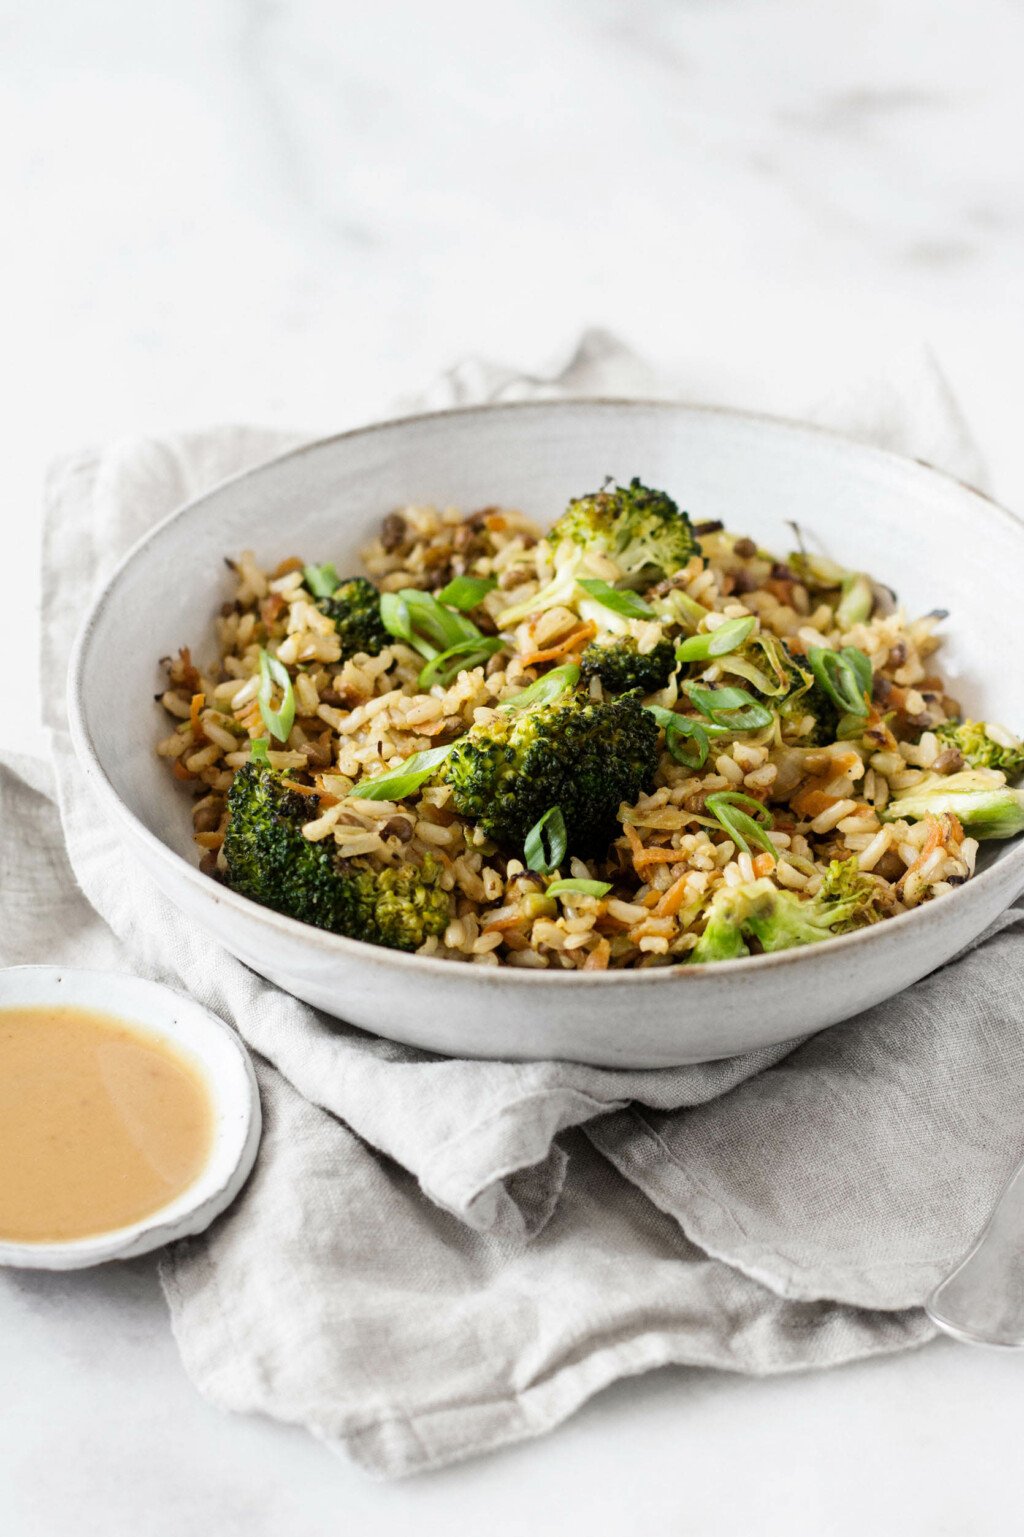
[
  {"x1": 934, "y1": 720, "x2": 1024, "y2": 780},
  {"x1": 315, "y1": 575, "x2": 390, "y2": 661},
  {"x1": 717, "y1": 634, "x2": 836, "y2": 745},
  {"x1": 689, "y1": 859, "x2": 890, "y2": 964},
  {"x1": 442, "y1": 689, "x2": 658, "y2": 858},
  {"x1": 884, "y1": 768, "x2": 1024, "y2": 839},
  {"x1": 553, "y1": 478, "x2": 698, "y2": 577},
  {"x1": 579, "y1": 637, "x2": 676, "y2": 695},
  {"x1": 224, "y1": 760, "x2": 450, "y2": 949},
  {"x1": 497, "y1": 479, "x2": 697, "y2": 628}
]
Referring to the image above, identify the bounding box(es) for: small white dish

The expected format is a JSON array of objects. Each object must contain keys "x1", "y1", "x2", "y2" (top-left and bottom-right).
[{"x1": 0, "y1": 966, "x2": 261, "y2": 1270}]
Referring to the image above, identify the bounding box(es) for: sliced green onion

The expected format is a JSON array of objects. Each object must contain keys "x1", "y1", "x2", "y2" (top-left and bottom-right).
[
  {"x1": 418, "y1": 636, "x2": 504, "y2": 690},
  {"x1": 250, "y1": 737, "x2": 270, "y2": 764},
  {"x1": 807, "y1": 645, "x2": 871, "y2": 718},
  {"x1": 380, "y1": 587, "x2": 482, "y2": 661},
  {"x1": 675, "y1": 614, "x2": 756, "y2": 663},
  {"x1": 524, "y1": 806, "x2": 567, "y2": 874},
  {"x1": 379, "y1": 591, "x2": 418, "y2": 650},
  {"x1": 683, "y1": 681, "x2": 774, "y2": 733},
  {"x1": 835, "y1": 573, "x2": 873, "y2": 630},
  {"x1": 704, "y1": 791, "x2": 776, "y2": 861},
  {"x1": 437, "y1": 574, "x2": 497, "y2": 611},
  {"x1": 499, "y1": 662, "x2": 580, "y2": 713},
  {"x1": 546, "y1": 877, "x2": 612, "y2": 899},
  {"x1": 257, "y1": 648, "x2": 296, "y2": 743},
  {"x1": 348, "y1": 744, "x2": 454, "y2": 801},
  {"x1": 577, "y1": 578, "x2": 655, "y2": 620},
  {"x1": 302, "y1": 562, "x2": 340, "y2": 598},
  {"x1": 645, "y1": 704, "x2": 710, "y2": 769}
]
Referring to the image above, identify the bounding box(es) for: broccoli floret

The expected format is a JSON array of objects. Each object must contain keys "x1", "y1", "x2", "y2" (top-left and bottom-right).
[
  {"x1": 553, "y1": 478, "x2": 698, "y2": 578},
  {"x1": 689, "y1": 888, "x2": 752, "y2": 963},
  {"x1": 579, "y1": 637, "x2": 676, "y2": 695},
  {"x1": 442, "y1": 689, "x2": 658, "y2": 858},
  {"x1": 316, "y1": 575, "x2": 390, "y2": 661},
  {"x1": 884, "y1": 768, "x2": 1024, "y2": 839},
  {"x1": 223, "y1": 761, "x2": 450, "y2": 949},
  {"x1": 497, "y1": 479, "x2": 697, "y2": 628},
  {"x1": 689, "y1": 861, "x2": 890, "y2": 965},
  {"x1": 743, "y1": 639, "x2": 837, "y2": 745},
  {"x1": 934, "y1": 719, "x2": 1024, "y2": 780}
]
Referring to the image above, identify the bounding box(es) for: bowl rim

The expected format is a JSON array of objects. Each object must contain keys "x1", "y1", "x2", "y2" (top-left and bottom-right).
[{"x1": 67, "y1": 395, "x2": 1024, "y2": 988}]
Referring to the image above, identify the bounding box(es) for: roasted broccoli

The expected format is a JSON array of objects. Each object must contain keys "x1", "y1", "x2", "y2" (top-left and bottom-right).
[
  {"x1": 316, "y1": 575, "x2": 390, "y2": 661},
  {"x1": 224, "y1": 760, "x2": 450, "y2": 948},
  {"x1": 442, "y1": 689, "x2": 658, "y2": 858},
  {"x1": 497, "y1": 479, "x2": 697, "y2": 628},
  {"x1": 934, "y1": 719, "x2": 1024, "y2": 780},
  {"x1": 884, "y1": 768, "x2": 1024, "y2": 839},
  {"x1": 579, "y1": 636, "x2": 676, "y2": 695},
  {"x1": 717, "y1": 634, "x2": 835, "y2": 744},
  {"x1": 689, "y1": 859, "x2": 890, "y2": 964}
]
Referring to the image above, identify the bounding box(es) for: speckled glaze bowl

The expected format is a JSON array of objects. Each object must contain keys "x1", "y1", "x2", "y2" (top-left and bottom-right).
[{"x1": 68, "y1": 402, "x2": 1024, "y2": 1067}]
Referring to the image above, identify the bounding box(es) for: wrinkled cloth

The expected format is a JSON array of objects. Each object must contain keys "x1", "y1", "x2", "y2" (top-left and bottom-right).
[{"x1": 8, "y1": 330, "x2": 1021, "y2": 1476}]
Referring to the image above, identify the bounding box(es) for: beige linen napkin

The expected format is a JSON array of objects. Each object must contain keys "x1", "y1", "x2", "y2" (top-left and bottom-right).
[{"x1": 10, "y1": 331, "x2": 1023, "y2": 1476}]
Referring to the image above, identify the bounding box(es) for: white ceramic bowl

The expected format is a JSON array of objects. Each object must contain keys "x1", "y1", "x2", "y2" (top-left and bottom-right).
[
  {"x1": 68, "y1": 401, "x2": 1024, "y2": 1068},
  {"x1": 0, "y1": 967, "x2": 261, "y2": 1269}
]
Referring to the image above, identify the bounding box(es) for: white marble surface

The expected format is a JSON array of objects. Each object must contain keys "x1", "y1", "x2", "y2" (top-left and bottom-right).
[{"x1": 3, "y1": 0, "x2": 1024, "y2": 1529}]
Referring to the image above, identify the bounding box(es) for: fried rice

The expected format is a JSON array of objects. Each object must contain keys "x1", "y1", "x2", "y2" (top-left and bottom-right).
[{"x1": 155, "y1": 489, "x2": 1023, "y2": 969}]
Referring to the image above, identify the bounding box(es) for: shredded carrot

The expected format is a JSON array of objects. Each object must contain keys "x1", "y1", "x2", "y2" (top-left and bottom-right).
[
  {"x1": 484, "y1": 912, "x2": 527, "y2": 933},
  {"x1": 176, "y1": 646, "x2": 201, "y2": 694},
  {"x1": 642, "y1": 889, "x2": 661, "y2": 908},
  {"x1": 193, "y1": 831, "x2": 225, "y2": 850},
  {"x1": 189, "y1": 692, "x2": 206, "y2": 742},
  {"x1": 898, "y1": 814, "x2": 947, "y2": 884},
  {"x1": 752, "y1": 852, "x2": 776, "y2": 878},
  {"x1": 655, "y1": 873, "x2": 690, "y2": 917},
  {"x1": 484, "y1": 513, "x2": 507, "y2": 533},
  {"x1": 791, "y1": 786, "x2": 838, "y2": 819},
  {"x1": 624, "y1": 822, "x2": 683, "y2": 873},
  {"x1": 261, "y1": 592, "x2": 286, "y2": 625},
  {"x1": 519, "y1": 621, "x2": 597, "y2": 668},
  {"x1": 280, "y1": 778, "x2": 319, "y2": 797},
  {"x1": 271, "y1": 555, "x2": 304, "y2": 578},
  {"x1": 583, "y1": 938, "x2": 611, "y2": 970},
  {"x1": 171, "y1": 759, "x2": 195, "y2": 781}
]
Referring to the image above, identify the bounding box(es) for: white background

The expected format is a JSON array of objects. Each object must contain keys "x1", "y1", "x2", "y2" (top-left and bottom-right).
[{"x1": 3, "y1": 2, "x2": 1023, "y2": 1531}]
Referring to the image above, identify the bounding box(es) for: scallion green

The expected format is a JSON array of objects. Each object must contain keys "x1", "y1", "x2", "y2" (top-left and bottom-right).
[
  {"x1": 645, "y1": 704, "x2": 711, "y2": 769},
  {"x1": 807, "y1": 645, "x2": 871, "y2": 718},
  {"x1": 257, "y1": 648, "x2": 296, "y2": 743},
  {"x1": 302, "y1": 562, "x2": 340, "y2": 599},
  {"x1": 704, "y1": 791, "x2": 776, "y2": 861},
  {"x1": 380, "y1": 586, "x2": 484, "y2": 661},
  {"x1": 524, "y1": 806, "x2": 567, "y2": 874},
  {"x1": 675, "y1": 614, "x2": 756, "y2": 663},
  {"x1": 348, "y1": 744, "x2": 454, "y2": 801},
  {"x1": 437, "y1": 574, "x2": 498, "y2": 611},
  {"x1": 499, "y1": 663, "x2": 580, "y2": 713},
  {"x1": 545, "y1": 877, "x2": 612, "y2": 899},
  {"x1": 418, "y1": 636, "x2": 505, "y2": 690},
  {"x1": 577, "y1": 578, "x2": 655, "y2": 620},
  {"x1": 683, "y1": 681, "x2": 774, "y2": 734}
]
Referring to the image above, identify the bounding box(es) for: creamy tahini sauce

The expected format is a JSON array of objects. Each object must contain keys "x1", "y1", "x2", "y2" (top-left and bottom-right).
[{"x1": 0, "y1": 1005, "x2": 214, "y2": 1243}]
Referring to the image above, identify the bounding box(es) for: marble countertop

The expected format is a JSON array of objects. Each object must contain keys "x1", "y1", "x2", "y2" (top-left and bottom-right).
[{"x1": 4, "y1": 1, "x2": 1023, "y2": 1529}]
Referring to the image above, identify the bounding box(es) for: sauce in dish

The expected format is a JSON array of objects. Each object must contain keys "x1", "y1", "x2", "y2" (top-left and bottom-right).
[{"x1": 0, "y1": 1005, "x2": 214, "y2": 1243}]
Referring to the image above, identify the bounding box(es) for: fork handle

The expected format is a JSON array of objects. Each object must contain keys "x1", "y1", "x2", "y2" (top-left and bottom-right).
[{"x1": 927, "y1": 1155, "x2": 1024, "y2": 1347}]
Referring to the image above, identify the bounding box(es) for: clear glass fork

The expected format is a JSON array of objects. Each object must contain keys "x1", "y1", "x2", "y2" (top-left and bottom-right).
[{"x1": 927, "y1": 1155, "x2": 1024, "y2": 1346}]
